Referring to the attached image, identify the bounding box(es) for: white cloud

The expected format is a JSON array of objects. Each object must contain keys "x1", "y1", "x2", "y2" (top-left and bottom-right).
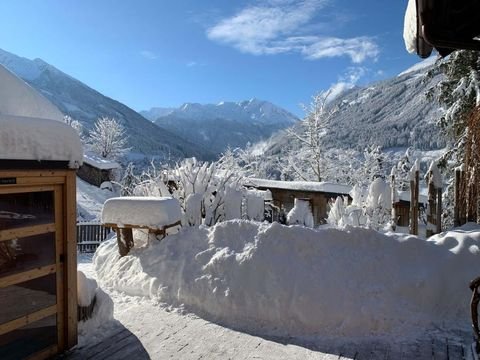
[
  {"x1": 187, "y1": 61, "x2": 198, "y2": 67},
  {"x1": 140, "y1": 50, "x2": 158, "y2": 60},
  {"x1": 206, "y1": 0, "x2": 379, "y2": 63},
  {"x1": 327, "y1": 67, "x2": 366, "y2": 100}
]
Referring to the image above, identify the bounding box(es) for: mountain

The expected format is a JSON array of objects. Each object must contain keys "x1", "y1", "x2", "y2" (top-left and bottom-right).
[
  {"x1": 264, "y1": 58, "x2": 445, "y2": 158},
  {"x1": 0, "y1": 48, "x2": 211, "y2": 160},
  {"x1": 143, "y1": 99, "x2": 299, "y2": 155}
]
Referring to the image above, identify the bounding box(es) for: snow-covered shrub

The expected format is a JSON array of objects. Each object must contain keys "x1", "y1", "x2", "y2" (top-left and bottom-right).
[
  {"x1": 244, "y1": 190, "x2": 265, "y2": 221},
  {"x1": 365, "y1": 178, "x2": 392, "y2": 230},
  {"x1": 224, "y1": 187, "x2": 244, "y2": 220},
  {"x1": 286, "y1": 199, "x2": 314, "y2": 228}
]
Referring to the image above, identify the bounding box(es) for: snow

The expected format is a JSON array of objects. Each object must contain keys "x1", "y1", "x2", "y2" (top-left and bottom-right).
[
  {"x1": 0, "y1": 64, "x2": 63, "y2": 121},
  {"x1": 224, "y1": 187, "x2": 243, "y2": 220},
  {"x1": 245, "y1": 190, "x2": 265, "y2": 221},
  {"x1": 427, "y1": 160, "x2": 443, "y2": 188},
  {"x1": 0, "y1": 63, "x2": 83, "y2": 167},
  {"x1": 286, "y1": 199, "x2": 314, "y2": 227},
  {"x1": 94, "y1": 220, "x2": 480, "y2": 338},
  {"x1": 83, "y1": 152, "x2": 120, "y2": 170},
  {"x1": 403, "y1": 0, "x2": 417, "y2": 54},
  {"x1": 0, "y1": 114, "x2": 83, "y2": 168},
  {"x1": 77, "y1": 270, "x2": 98, "y2": 307},
  {"x1": 366, "y1": 178, "x2": 392, "y2": 210},
  {"x1": 101, "y1": 196, "x2": 182, "y2": 228},
  {"x1": 245, "y1": 178, "x2": 351, "y2": 195},
  {"x1": 77, "y1": 177, "x2": 116, "y2": 222},
  {"x1": 185, "y1": 193, "x2": 203, "y2": 226},
  {"x1": 398, "y1": 57, "x2": 438, "y2": 77}
]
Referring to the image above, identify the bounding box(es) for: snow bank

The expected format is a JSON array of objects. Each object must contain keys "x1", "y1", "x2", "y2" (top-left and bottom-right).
[
  {"x1": 101, "y1": 196, "x2": 182, "y2": 228},
  {"x1": 0, "y1": 114, "x2": 83, "y2": 168},
  {"x1": 94, "y1": 220, "x2": 480, "y2": 338},
  {"x1": 77, "y1": 270, "x2": 115, "y2": 346}
]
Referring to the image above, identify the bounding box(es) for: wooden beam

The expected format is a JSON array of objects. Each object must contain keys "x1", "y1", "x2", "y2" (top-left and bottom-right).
[
  {"x1": 0, "y1": 305, "x2": 57, "y2": 336},
  {"x1": 64, "y1": 171, "x2": 78, "y2": 349},
  {"x1": 0, "y1": 223, "x2": 56, "y2": 242},
  {"x1": 0, "y1": 264, "x2": 56, "y2": 289}
]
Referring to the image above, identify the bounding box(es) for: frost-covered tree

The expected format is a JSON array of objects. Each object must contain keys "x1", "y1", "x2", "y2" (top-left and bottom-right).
[
  {"x1": 362, "y1": 145, "x2": 386, "y2": 184},
  {"x1": 286, "y1": 91, "x2": 337, "y2": 181},
  {"x1": 63, "y1": 115, "x2": 84, "y2": 140},
  {"x1": 88, "y1": 116, "x2": 129, "y2": 159}
]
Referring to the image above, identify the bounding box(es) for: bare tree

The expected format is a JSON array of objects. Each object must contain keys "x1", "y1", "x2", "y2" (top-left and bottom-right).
[
  {"x1": 286, "y1": 91, "x2": 337, "y2": 182},
  {"x1": 88, "y1": 116, "x2": 129, "y2": 159}
]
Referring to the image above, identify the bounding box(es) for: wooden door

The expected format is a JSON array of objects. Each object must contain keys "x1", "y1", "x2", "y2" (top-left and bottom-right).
[{"x1": 0, "y1": 185, "x2": 65, "y2": 359}]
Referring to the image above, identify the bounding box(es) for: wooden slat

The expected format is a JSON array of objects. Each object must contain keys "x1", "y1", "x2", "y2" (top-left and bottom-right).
[
  {"x1": 0, "y1": 223, "x2": 55, "y2": 242},
  {"x1": 0, "y1": 264, "x2": 56, "y2": 289},
  {"x1": 15, "y1": 176, "x2": 65, "y2": 186},
  {"x1": 0, "y1": 305, "x2": 57, "y2": 336},
  {"x1": 26, "y1": 344, "x2": 58, "y2": 360},
  {"x1": 0, "y1": 170, "x2": 68, "y2": 178},
  {"x1": 54, "y1": 185, "x2": 65, "y2": 352},
  {"x1": 0, "y1": 185, "x2": 55, "y2": 195},
  {"x1": 64, "y1": 171, "x2": 78, "y2": 349}
]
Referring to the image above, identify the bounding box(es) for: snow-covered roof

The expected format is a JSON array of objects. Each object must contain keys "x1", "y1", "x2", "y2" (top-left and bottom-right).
[
  {"x1": 102, "y1": 196, "x2": 182, "y2": 229},
  {"x1": 398, "y1": 190, "x2": 428, "y2": 204},
  {"x1": 0, "y1": 64, "x2": 63, "y2": 121},
  {"x1": 0, "y1": 64, "x2": 83, "y2": 168},
  {"x1": 83, "y1": 153, "x2": 120, "y2": 170},
  {"x1": 244, "y1": 178, "x2": 352, "y2": 195},
  {"x1": 403, "y1": 0, "x2": 417, "y2": 54},
  {"x1": 0, "y1": 114, "x2": 83, "y2": 168}
]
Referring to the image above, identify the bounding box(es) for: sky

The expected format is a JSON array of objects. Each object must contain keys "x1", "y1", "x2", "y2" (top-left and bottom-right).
[{"x1": 0, "y1": 0, "x2": 422, "y2": 117}]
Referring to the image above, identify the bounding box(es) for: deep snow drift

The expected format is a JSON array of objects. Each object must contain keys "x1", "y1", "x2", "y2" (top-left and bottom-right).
[{"x1": 94, "y1": 221, "x2": 479, "y2": 339}]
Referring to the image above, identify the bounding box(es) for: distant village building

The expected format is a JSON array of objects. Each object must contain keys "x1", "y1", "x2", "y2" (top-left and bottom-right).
[
  {"x1": 77, "y1": 153, "x2": 120, "y2": 187},
  {"x1": 244, "y1": 178, "x2": 352, "y2": 226}
]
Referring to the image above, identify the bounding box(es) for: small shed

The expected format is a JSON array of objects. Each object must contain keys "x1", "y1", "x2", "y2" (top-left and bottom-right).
[
  {"x1": 244, "y1": 178, "x2": 352, "y2": 226},
  {"x1": 0, "y1": 64, "x2": 83, "y2": 359},
  {"x1": 77, "y1": 153, "x2": 120, "y2": 187}
]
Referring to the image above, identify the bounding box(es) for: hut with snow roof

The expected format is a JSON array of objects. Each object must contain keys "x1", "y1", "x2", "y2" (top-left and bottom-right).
[
  {"x1": 0, "y1": 64, "x2": 82, "y2": 358},
  {"x1": 77, "y1": 153, "x2": 120, "y2": 187},
  {"x1": 244, "y1": 178, "x2": 352, "y2": 226}
]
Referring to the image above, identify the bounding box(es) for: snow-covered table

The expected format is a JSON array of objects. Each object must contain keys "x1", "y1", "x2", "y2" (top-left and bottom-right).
[{"x1": 101, "y1": 197, "x2": 182, "y2": 256}]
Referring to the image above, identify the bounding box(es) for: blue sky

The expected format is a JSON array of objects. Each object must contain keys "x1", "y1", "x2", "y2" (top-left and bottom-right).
[{"x1": 0, "y1": 0, "x2": 419, "y2": 116}]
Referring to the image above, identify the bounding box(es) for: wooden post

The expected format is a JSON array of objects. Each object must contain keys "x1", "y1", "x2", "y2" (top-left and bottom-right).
[
  {"x1": 454, "y1": 169, "x2": 461, "y2": 227},
  {"x1": 390, "y1": 173, "x2": 396, "y2": 231},
  {"x1": 436, "y1": 188, "x2": 442, "y2": 234},
  {"x1": 426, "y1": 172, "x2": 436, "y2": 238},
  {"x1": 410, "y1": 178, "x2": 415, "y2": 235},
  {"x1": 409, "y1": 171, "x2": 419, "y2": 235},
  {"x1": 116, "y1": 228, "x2": 134, "y2": 256}
]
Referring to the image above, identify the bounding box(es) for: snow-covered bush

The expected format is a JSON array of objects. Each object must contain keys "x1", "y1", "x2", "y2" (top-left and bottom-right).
[
  {"x1": 327, "y1": 180, "x2": 392, "y2": 231},
  {"x1": 244, "y1": 189, "x2": 265, "y2": 221},
  {"x1": 286, "y1": 199, "x2": 314, "y2": 228}
]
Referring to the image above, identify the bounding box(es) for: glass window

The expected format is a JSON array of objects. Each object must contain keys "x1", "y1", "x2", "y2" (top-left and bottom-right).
[
  {"x1": 0, "y1": 191, "x2": 54, "y2": 230},
  {"x1": 0, "y1": 315, "x2": 57, "y2": 360},
  {"x1": 0, "y1": 233, "x2": 56, "y2": 277},
  {"x1": 0, "y1": 274, "x2": 56, "y2": 325}
]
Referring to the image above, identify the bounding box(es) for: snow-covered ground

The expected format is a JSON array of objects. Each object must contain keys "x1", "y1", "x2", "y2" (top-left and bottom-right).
[{"x1": 77, "y1": 177, "x2": 116, "y2": 221}]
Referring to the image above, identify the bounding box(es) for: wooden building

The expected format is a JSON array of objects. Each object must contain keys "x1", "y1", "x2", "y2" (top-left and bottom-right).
[
  {"x1": 77, "y1": 153, "x2": 120, "y2": 187},
  {"x1": 244, "y1": 178, "x2": 352, "y2": 226},
  {"x1": 394, "y1": 191, "x2": 428, "y2": 227},
  {"x1": 0, "y1": 64, "x2": 83, "y2": 359}
]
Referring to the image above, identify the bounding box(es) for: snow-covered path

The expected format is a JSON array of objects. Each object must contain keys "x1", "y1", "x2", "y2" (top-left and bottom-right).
[{"x1": 72, "y1": 254, "x2": 472, "y2": 360}]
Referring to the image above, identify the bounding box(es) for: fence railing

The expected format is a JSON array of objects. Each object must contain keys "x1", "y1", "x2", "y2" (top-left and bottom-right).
[{"x1": 77, "y1": 222, "x2": 112, "y2": 253}]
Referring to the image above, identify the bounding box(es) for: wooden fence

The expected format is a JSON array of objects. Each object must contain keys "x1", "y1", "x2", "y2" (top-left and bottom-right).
[{"x1": 77, "y1": 222, "x2": 112, "y2": 253}]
